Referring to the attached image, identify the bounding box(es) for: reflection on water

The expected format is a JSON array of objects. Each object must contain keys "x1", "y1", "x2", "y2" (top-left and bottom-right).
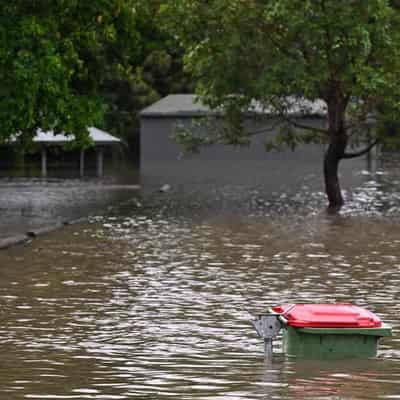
[
  {"x1": 1, "y1": 161, "x2": 400, "y2": 399},
  {"x1": 0, "y1": 178, "x2": 139, "y2": 238}
]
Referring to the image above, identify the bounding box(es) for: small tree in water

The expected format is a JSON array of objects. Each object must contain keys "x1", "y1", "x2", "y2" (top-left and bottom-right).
[{"x1": 162, "y1": 0, "x2": 400, "y2": 212}]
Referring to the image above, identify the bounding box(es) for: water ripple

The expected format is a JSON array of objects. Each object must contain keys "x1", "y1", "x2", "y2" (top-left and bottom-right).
[{"x1": 1, "y1": 174, "x2": 400, "y2": 398}]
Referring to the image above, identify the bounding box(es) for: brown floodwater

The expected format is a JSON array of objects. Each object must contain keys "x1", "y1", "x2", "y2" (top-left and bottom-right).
[
  {"x1": 0, "y1": 191, "x2": 399, "y2": 400},
  {"x1": 0, "y1": 178, "x2": 139, "y2": 239}
]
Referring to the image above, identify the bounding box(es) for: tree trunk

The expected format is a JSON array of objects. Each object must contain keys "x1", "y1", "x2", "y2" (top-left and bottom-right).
[
  {"x1": 324, "y1": 145, "x2": 343, "y2": 213},
  {"x1": 324, "y1": 92, "x2": 348, "y2": 213}
]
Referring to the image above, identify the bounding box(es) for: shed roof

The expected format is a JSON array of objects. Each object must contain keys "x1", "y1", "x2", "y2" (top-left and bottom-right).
[
  {"x1": 140, "y1": 94, "x2": 209, "y2": 117},
  {"x1": 140, "y1": 94, "x2": 327, "y2": 118}
]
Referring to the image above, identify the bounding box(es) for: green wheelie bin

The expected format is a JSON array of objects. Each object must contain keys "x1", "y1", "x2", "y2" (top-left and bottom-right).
[{"x1": 271, "y1": 303, "x2": 392, "y2": 359}]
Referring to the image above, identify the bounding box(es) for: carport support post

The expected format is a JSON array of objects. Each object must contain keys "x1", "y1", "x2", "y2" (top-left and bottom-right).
[
  {"x1": 41, "y1": 146, "x2": 47, "y2": 178},
  {"x1": 96, "y1": 147, "x2": 104, "y2": 178},
  {"x1": 79, "y1": 149, "x2": 85, "y2": 178}
]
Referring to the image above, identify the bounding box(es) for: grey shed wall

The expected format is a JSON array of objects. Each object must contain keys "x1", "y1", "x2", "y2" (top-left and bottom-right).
[{"x1": 140, "y1": 95, "x2": 366, "y2": 192}]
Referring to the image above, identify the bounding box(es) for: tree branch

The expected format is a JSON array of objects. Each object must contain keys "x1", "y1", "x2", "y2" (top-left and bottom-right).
[
  {"x1": 268, "y1": 98, "x2": 328, "y2": 135},
  {"x1": 287, "y1": 117, "x2": 328, "y2": 135},
  {"x1": 342, "y1": 139, "x2": 378, "y2": 159},
  {"x1": 245, "y1": 119, "x2": 283, "y2": 136}
]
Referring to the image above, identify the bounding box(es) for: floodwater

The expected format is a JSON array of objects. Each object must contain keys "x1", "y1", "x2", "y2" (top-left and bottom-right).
[
  {"x1": 0, "y1": 160, "x2": 400, "y2": 399},
  {"x1": 0, "y1": 178, "x2": 139, "y2": 239}
]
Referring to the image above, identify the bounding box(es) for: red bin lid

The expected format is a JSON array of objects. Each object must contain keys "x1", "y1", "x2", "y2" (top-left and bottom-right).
[{"x1": 272, "y1": 303, "x2": 382, "y2": 328}]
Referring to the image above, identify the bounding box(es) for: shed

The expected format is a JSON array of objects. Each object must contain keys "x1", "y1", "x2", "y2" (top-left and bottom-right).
[{"x1": 140, "y1": 95, "x2": 368, "y2": 192}]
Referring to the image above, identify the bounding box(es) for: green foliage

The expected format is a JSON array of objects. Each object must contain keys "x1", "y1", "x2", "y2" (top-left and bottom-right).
[
  {"x1": 0, "y1": 0, "x2": 138, "y2": 148},
  {"x1": 0, "y1": 0, "x2": 191, "y2": 157},
  {"x1": 264, "y1": 124, "x2": 325, "y2": 152},
  {"x1": 101, "y1": 0, "x2": 193, "y2": 156},
  {"x1": 162, "y1": 0, "x2": 400, "y2": 149},
  {"x1": 377, "y1": 111, "x2": 400, "y2": 151}
]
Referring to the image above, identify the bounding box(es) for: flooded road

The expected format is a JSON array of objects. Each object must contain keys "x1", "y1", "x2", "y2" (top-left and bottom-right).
[
  {"x1": 0, "y1": 169, "x2": 400, "y2": 400},
  {"x1": 0, "y1": 178, "x2": 139, "y2": 239}
]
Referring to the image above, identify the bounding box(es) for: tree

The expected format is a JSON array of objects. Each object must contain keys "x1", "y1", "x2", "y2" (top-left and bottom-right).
[
  {"x1": 162, "y1": 0, "x2": 400, "y2": 212},
  {"x1": 100, "y1": 0, "x2": 193, "y2": 162},
  {"x1": 0, "y1": 0, "x2": 138, "y2": 148}
]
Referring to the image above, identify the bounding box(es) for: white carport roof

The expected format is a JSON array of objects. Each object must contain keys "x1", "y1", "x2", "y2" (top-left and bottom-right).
[
  {"x1": 33, "y1": 127, "x2": 121, "y2": 145},
  {"x1": 6, "y1": 127, "x2": 120, "y2": 146}
]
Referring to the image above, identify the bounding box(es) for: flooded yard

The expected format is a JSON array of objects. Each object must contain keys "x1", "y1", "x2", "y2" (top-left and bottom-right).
[
  {"x1": 0, "y1": 178, "x2": 139, "y2": 239},
  {"x1": 0, "y1": 168, "x2": 400, "y2": 399}
]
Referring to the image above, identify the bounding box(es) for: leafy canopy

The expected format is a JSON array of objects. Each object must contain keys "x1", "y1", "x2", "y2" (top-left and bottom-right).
[
  {"x1": 0, "y1": 0, "x2": 138, "y2": 147},
  {"x1": 162, "y1": 0, "x2": 400, "y2": 147},
  {"x1": 101, "y1": 0, "x2": 193, "y2": 153}
]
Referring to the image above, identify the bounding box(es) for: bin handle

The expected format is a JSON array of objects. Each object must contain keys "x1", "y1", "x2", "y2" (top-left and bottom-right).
[
  {"x1": 278, "y1": 315, "x2": 288, "y2": 325},
  {"x1": 280, "y1": 303, "x2": 296, "y2": 317}
]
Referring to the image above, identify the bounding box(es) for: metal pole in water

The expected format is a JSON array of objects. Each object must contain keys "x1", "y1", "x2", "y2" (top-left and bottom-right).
[
  {"x1": 252, "y1": 314, "x2": 282, "y2": 359},
  {"x1": 264, "y1": 338, "x2": 273, "y2": 358}
]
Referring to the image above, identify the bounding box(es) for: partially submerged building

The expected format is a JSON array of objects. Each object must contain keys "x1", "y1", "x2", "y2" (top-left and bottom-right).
[
  {"x1": 140, "y1": 94, "x2": 367, "y2": 191},
  {"x1": 0, "y1": 127, "x2": 121, "y2": 178}
]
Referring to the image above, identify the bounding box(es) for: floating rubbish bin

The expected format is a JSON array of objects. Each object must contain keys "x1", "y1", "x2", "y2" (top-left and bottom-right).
[{"x1": 271, "y1": 304, "x2": 392, "y2": 359}]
